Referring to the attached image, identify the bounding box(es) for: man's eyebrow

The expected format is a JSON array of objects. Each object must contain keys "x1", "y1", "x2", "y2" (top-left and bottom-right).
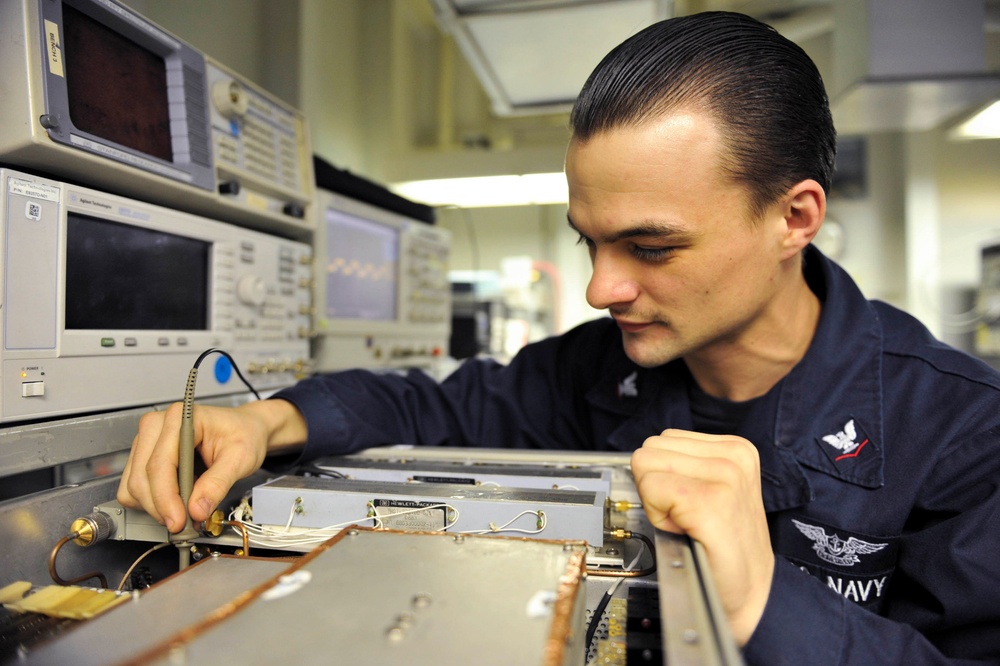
[{"x1": 566, "y1": 215, "x2": 691, "y2": 244}]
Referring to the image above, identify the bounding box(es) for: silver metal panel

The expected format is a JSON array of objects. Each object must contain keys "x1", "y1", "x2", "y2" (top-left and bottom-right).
[
  {"x1": 348, "y1": 445, "x2": 635, "y2": 469},
  {"x1": 0, "y1": 393, "x2": 257, "y2": 478},
  {"x1": 313, "y1": 457, "x2": 612, "y2": 492},
  {"x1": 0, "y1": 476, "x2": 125, "y2": 588},
  {"x1": 176, "y1": 530, "x2": 586, "y2": 666},
  {"x1": 20, "y1": 556, "x2": 290, "y2": 666},
  {"x1": 251, "y1": 475, "x2": 607, "y2": 545},
  {"x1": 654, "y1": 530, "x2": 744, "y2": 665},
  {"x1": 22, "y1": 530, "x2": 588, "y2": 666},
  {"x1": 0, "y1": 467, "x2": 273, "y2": 589}
]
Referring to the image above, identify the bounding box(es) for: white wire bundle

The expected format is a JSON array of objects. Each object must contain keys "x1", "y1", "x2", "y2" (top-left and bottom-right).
[
  {"x1": 227, "y1": 498, "x2": 462, "y2": 549},
  {"x1": 227, "y1": 493, "x2": 552, "y2": 549}
]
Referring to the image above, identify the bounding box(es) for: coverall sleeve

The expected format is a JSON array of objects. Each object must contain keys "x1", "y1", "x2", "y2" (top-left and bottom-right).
[{"x1": 270, "y1": 322, "x2": 616, "y2": 460}]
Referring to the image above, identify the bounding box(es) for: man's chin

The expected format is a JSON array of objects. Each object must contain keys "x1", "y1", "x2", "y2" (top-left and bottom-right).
[{"x1": 621, "y1": 338, "x2": 678, "y2": 369}]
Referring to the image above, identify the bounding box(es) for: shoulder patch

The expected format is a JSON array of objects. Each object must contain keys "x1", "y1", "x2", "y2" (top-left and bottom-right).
[{"x1": 816, "y1": 418, "x2": 872, "y2": 464}]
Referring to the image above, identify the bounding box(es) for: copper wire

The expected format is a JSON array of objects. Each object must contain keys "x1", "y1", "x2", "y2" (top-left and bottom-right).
[
  {"x1": 48, "y1": 533, "x2": 108, "y2": 589},
  {"x1": 227, "y1": 520, "x2": 250, "y2": 555}
]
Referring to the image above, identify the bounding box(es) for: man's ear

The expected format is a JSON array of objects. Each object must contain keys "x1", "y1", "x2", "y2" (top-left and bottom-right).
[{"x1": 779, "y1": 179, "x2": 826, "y2": 260}]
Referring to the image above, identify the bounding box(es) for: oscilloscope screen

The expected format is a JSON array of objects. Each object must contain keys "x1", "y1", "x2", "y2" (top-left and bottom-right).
[{"x1": 323, "y1": 210, "x2": 399, "y2": 321}]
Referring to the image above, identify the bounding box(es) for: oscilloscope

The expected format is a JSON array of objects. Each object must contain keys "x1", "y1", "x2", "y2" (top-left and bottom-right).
[
  {"x1": 0, "y1": 169, "x2": 312, "y2": 423},
  {"x1": 311, "y1": 189, "x2": 452, "y2": 372},
  {"x1": 0, "y1": 0, "x2": 315, "y2": 239}
]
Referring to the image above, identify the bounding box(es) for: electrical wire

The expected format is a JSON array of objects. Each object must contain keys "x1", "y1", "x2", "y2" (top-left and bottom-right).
[
  {"x1": 585, "y1": 588, "x2": 615, "y2": 658},
  {"x1": 48, "y1": 534, "x2": 108, "y2": 589},
  {"x1": 584, "y1": 533, "x2": 647, "y2": 656},
  {"x1": 191, "y1": 347, "x2": 261, "y2": 400},
  {"x1": 283, "y1": 497, "x2": 303, "y2": 531},
  {"x1": 460, "y1": 510, "x2": 547, "y2": 535},
  {"x1": 297, "y1": 464, "x2": 346, "y2": 479},
  {"x1": 116, "y1": 541, "x2": 172, "y2": 592},
  {"x1": 226, "y1": 499, "x2": 462, "y2": 549},
  {"x1": 587, "y1": 531, "x2": 656, "y2": 578},
  {"x1": 226, "y1": 521, "x2": 250, "y2": 555},
  {"x1": 228, "y1": 498, "x2": 550, "y2": 546}
]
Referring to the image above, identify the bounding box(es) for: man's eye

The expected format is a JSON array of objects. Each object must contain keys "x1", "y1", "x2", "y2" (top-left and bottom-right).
[
  {"x1": 631, "y1": 245, "x2": 674, "y2": 261},
  {"x1": 575, "y1": 234, "x2": 594, "y2": 248}
]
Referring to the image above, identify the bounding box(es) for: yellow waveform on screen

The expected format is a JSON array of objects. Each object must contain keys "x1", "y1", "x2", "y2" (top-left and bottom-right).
[{"x1": 326, "y1": 258, "x2": 394, "y2": 281}]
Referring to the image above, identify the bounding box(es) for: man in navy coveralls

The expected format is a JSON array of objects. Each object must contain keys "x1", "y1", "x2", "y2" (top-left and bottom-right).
[{"x1": 120, "y1": 12, "x2": 1000, "y2": 664}]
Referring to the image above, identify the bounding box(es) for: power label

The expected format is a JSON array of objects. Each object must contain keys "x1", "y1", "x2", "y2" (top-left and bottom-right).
[{"x1": 371, "y1": 499, "x2": 446, "y2": 531}]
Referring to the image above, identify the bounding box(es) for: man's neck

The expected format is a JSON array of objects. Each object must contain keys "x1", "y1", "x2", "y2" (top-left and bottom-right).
[{"x1": 684, "y1": 271, "x2": 821, "y2": 403}]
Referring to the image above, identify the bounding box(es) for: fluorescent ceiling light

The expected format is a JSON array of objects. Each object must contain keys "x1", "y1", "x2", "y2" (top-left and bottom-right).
[
  {"x1": 949, "y1": 100, "x2": 1000, "y2": 140},
  {"x1": 391, "y1": 172, "x2": 568, "y2": 208}
]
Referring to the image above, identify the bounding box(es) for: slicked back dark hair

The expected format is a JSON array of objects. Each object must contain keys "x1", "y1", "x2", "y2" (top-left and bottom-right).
[{"x1": 570, "y1": 11, "x2": 836, "y2": 221}]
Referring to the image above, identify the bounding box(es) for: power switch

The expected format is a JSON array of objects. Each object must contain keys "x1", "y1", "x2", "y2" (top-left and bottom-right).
[{"x1": 21, "y1": 381, "x2": 45, "y2": 397}]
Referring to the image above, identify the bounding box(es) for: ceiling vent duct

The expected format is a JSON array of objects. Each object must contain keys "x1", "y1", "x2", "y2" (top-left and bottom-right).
[
  {"x1": 430, "y1": 0, "x2": 673, "y2": 116},
  {"x1": 831, "y1": 0, "x2": 1000, "y2": 133}
]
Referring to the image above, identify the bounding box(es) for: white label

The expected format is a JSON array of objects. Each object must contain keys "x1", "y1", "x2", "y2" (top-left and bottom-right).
[
  {"x1": 44, "y1": 20, "x2": 64, "y2": 78},
  {"x1": 8, "y1": 177, "x2": 61, "y2": 204},
  {"x1": 372, "y1": 500, "x2": 446, "y2": 531},
  {"x1": 24, "y1": 201, "x2": 42, "y2": 221}
]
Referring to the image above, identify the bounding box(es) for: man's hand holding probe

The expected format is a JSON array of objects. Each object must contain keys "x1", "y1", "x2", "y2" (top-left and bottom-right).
[
  {"x1": 116, "y1": 400, "x2": 308, "y2": 534},
  {"x1": 630, "y1": 429, "x2": 775, "y2": 647}
]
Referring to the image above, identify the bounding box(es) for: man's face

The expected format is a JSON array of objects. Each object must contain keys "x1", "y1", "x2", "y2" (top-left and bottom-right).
[{"x1": 565, "y1": 112, "x2": 791, "y2": 369}]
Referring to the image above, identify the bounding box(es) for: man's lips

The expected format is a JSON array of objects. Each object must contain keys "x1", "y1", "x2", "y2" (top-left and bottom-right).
[{"x1": 614, "y1": 318, "x2": 653, "y2": 333}]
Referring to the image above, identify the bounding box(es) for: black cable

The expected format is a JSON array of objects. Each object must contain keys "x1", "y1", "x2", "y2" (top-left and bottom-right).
[
  {"x1": 584, "y1": 531, "x2": 658, "y2": 659},
  {"x1": 631, "y1": 532, "x2": 656, "y2": 571},
  {"x1": 192, "y1": 347, "x2": 261, "y2": 400},
  {"x1": 584, "y1": 586, "x2": 614, "y2": 660},
  {"x1": 587, "y1": 531, "x2": 658, "y2": 578},
  {"x1": 295, "y1": 464, "x2": 346, "y2": 479}
]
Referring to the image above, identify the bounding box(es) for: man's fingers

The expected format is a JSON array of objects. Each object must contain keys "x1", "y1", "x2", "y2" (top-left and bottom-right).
[
  {"x1": 116, "y1": 435, "x2": 143, "y2": 508},
  {"x1": 636, "y1": 430, "x2": 761, "y2": 479},
  {"x1": 188, "y1": 448, "x2": 249, "y2": 522},
  {"x1": 143, "y1": 405, "x2": 187, "y2": 532},
  {"x1": 631, "y1": 469, "x2": 684, "y2": 533},
  {"x1": 633, "y1": 445, "x2": 745, "y2": 482},
  {"x1": 634, "y1": 467, "x2": 741, "y2": 534}
]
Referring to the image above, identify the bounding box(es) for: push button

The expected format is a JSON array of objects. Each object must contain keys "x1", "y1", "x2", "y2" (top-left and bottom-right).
[{"x1": 21, "y1": 381, "x2": 45, "y2": 397}]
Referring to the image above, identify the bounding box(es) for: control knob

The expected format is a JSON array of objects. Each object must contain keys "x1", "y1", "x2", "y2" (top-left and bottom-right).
[
  {"x1": 237, "y1": 275, "x2": 268, "y2": 307},
  {"x1": 212, "y1": 79, "x2": 249, "y2": 119}
]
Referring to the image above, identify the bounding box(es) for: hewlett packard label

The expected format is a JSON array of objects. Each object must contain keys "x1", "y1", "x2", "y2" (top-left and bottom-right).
[{"x1": 372, "y1": 499, "x2": 446, "y2": 531}]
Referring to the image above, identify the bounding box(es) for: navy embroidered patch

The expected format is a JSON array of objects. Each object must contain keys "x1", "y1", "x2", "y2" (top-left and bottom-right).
[
  {"x1": 816, "y1": 418, "x2": 871, "y2": 465},
  {"x1": 775, "y1": 515, "x2": 898, "y2": 610},
  {"x1": 617, "y1": 371, "x2": 638, "y2": 399}
]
